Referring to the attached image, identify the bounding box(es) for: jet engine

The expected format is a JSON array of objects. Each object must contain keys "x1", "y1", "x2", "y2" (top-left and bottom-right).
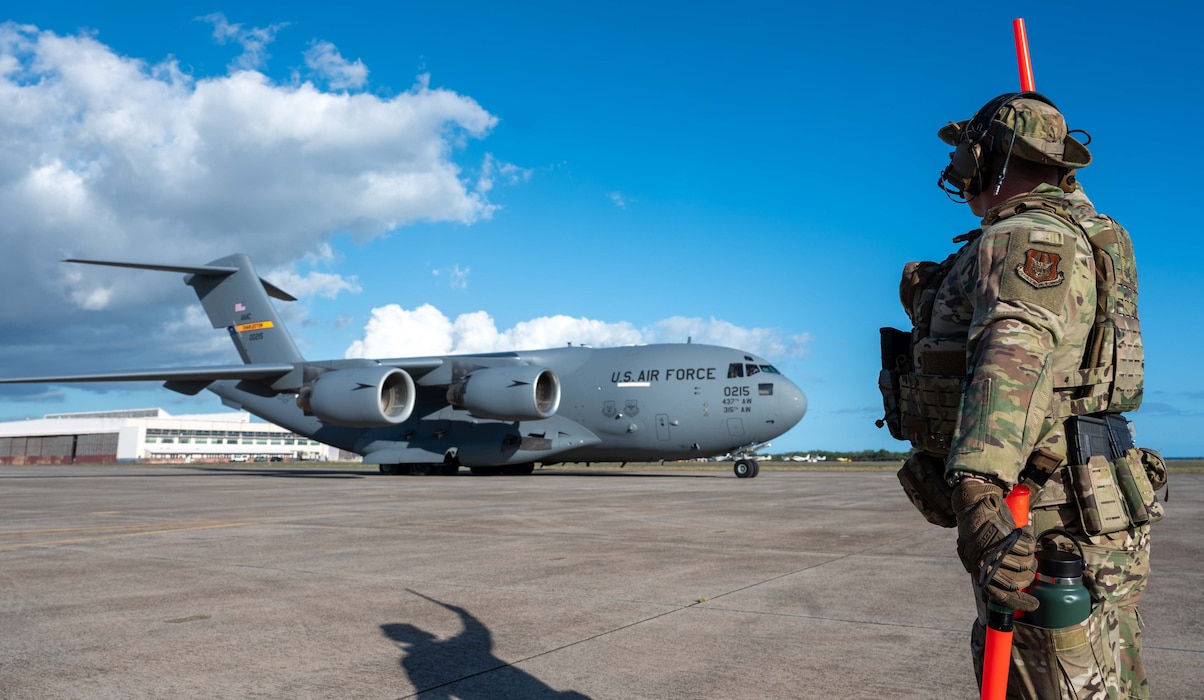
[
  {"x1": 297, "y1": 366, "x2": 415, "y2": 427},
  {"x1": 446, "y1": 366, "x2": 560, "y2": 421}
]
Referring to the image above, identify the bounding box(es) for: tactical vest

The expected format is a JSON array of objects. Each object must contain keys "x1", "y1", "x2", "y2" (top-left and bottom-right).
[
  {"x1": 878, "y1": 193, "x2": 1144, "y2": 456},
  {"x1": 883, "y1": 245, "x2": 968, "y2": 456}
]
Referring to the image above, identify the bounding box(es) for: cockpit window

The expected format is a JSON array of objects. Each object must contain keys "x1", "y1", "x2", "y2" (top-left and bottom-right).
[{"x1": 730, "y1": 362, "x2": 781, "y2": 377}]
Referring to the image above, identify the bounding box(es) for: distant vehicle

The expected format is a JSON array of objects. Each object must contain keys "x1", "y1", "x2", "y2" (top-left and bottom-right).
[
  {"x1": 230, "y1": 455, "x2": 248, "y2": 462},
  {"x1": 0, "y1": 255, "x2": 807, "y2": 478}
]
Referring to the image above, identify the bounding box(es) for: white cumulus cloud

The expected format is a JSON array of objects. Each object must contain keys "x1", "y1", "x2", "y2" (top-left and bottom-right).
[
  {"x1": 0, "y1": 21, "x2": 499, "y2": 319},
  {"x1": 345, "y1": 305, "x2": 810, "y2": 360}
]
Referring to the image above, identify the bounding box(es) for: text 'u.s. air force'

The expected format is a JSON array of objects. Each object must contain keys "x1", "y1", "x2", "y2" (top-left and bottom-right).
[{"x1": 610, "y1": 367, "x2": 717, "y2": 383}]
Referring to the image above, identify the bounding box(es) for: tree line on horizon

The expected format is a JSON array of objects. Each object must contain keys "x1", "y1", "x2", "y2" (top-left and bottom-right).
[{"x1": 779, "y1": 449, "x2": 910, "y2": 462}]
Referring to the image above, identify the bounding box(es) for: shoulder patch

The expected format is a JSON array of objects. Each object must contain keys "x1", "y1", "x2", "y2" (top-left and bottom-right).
[
  {"x1": 998, "y1": 221, "x2": 1078, "y2": 312},
  {"x1": 1016, "y1": 250, "x2": 1064, "y2": 288}
]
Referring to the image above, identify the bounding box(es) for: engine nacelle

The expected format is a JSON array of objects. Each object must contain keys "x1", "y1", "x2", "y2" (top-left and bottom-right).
[
  {"x1": 446, "y1": 366, "x2": 560, "y2": 421},
  {"x1": 297, "y1": 366, "x2": 415, "y2": 427}
]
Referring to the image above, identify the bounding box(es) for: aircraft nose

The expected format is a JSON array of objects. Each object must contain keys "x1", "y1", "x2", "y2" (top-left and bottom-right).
[{"x1": 779, "y1": 378, "x2": 807, "y2": 430}]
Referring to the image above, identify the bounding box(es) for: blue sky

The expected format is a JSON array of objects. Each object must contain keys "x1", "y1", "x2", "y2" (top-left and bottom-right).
[{"x1": 2, "y1": 2, "x2": 1202, "y2": 456}]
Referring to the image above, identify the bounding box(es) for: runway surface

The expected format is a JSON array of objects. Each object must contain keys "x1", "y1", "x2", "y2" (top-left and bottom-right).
[{"x1": 1, "y1": 465, "x2": 1200, "y2": 699}]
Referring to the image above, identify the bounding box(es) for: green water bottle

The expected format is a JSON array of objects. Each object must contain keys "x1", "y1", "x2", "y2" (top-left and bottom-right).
[{"x1": 1025, "y1": 529, "x2": 1092, "y2": 629}]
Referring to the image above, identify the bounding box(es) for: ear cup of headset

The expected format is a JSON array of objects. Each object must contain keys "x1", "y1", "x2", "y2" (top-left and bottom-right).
[{"x1": 946, "y1": 141, "x2": 985, "y2": 197}]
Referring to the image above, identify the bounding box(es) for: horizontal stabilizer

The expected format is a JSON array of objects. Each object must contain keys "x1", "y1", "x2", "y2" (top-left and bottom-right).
[{"x1": 64, "y1": 258, "x2": 297, "y2": 301}]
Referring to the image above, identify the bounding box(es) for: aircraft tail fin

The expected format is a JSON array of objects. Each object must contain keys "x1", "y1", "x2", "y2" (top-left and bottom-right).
[{"x1": 66, "y1": 254, "x2": 306, "y2": 366}]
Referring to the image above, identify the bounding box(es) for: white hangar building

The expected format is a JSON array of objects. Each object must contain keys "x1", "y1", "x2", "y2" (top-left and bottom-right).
[{"x1": 0, "y1": 408, "x2": 353, "y2": 465}]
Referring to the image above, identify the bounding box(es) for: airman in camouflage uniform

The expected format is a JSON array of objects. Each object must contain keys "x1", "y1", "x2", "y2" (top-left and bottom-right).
[{"x1": 886, "y1": 94, "x2": 1162, "y2": 699}]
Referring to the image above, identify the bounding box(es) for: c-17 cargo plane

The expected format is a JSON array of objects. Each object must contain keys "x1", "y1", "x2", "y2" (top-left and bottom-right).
[{"x1": 0, "y1": 255, "x2": 807, "y2": 477}]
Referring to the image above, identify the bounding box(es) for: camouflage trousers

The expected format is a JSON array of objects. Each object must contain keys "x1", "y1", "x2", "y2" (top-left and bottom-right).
[{"x1": 970, "y1": 506, "x2": 1152, "y2": 699}]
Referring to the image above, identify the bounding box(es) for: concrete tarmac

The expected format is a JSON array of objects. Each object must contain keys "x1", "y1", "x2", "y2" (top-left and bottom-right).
[{"x1": 1, "y1": 465, "x2": 1199, "y2": 699}]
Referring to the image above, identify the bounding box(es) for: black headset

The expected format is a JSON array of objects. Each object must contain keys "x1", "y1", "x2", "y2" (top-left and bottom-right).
[{"x1": 938, "y1": 91, "x2": 1058, "y2": 201}]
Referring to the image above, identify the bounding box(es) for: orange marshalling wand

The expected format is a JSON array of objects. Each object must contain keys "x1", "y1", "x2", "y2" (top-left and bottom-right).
[
  {"x1": 1013, "y1": 18, "x2": 1036, "y2": 91},
  {"x1": 980, "y1": 484, "x2": 1031, "y2": 700}
]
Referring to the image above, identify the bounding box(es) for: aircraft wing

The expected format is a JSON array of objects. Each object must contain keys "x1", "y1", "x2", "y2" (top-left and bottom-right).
[{"x1": 0, "y1": 363, "x2": 298, "y2": 385}]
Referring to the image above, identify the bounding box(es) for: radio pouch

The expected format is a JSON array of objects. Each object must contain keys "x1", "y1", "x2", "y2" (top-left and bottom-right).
[
  {"x1": 897, "y1": 452, "x2": 956, "y2": 528},
  {"x1": 1139, "y1": 447, "x2": 1168, "y2": 491}
]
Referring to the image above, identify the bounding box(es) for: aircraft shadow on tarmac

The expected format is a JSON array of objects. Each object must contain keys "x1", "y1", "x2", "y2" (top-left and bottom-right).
[
  {"x1": 193, "y1": 467, "x2": 730, "y2": 480},
  {"x1": 191, "y1": 467, "x2": 368, "y2": 479},
  {"x1": 382, "y1": 591, "x2": 590, "y2": 699},
  {"x1": 534, "y1": 469, "x2": 729, "y2": 479},
  {"x1": 186, "y1": 467, "x2": 717, "y2": 477}
]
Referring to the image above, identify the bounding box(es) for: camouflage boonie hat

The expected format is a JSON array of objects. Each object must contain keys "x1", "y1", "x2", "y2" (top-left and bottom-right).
[{"x1": 938, "y1": 96, "x2": 1091, "y2": 169}]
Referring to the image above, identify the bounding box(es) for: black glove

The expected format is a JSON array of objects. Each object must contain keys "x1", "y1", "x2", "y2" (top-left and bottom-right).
[{"x1": 951, "y1": 479, "x2": 1039, "y2": 612}]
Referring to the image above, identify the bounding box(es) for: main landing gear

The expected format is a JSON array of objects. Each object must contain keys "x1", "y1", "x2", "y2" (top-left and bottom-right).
[{"x1": 733, "y1": 459, "x2": 760, "y2": 479}]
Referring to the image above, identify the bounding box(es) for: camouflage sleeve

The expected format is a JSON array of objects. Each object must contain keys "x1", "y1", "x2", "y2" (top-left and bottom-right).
[{"x1": 946, "y1": 214, "x2": 1086, "y2": 486}]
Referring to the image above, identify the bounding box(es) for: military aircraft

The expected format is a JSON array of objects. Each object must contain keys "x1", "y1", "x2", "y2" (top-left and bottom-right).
[{"x1": 0, "y1": 255, "x2": 807, "y2": 478}]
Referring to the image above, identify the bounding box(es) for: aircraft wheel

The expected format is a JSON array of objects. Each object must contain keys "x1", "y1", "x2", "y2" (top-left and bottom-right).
[
  {"x1": 507, "y1": 463, "x2": 535, "y2": 476},
  {"x1": 437, "y1": 462, "x2": 460, "y2": 476},
  {"x1": 470, "y1": 466, "x2": 501, "y2": 476},
  {"x1": 750, "y1": 461, "x2": 760, "y2": 478},
  {"x1": 379, "y1": 464, "x2": 399, "y2": 475},
  {"x1": 734, "y1": 460, "x2": 753, "y2": 478}
]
